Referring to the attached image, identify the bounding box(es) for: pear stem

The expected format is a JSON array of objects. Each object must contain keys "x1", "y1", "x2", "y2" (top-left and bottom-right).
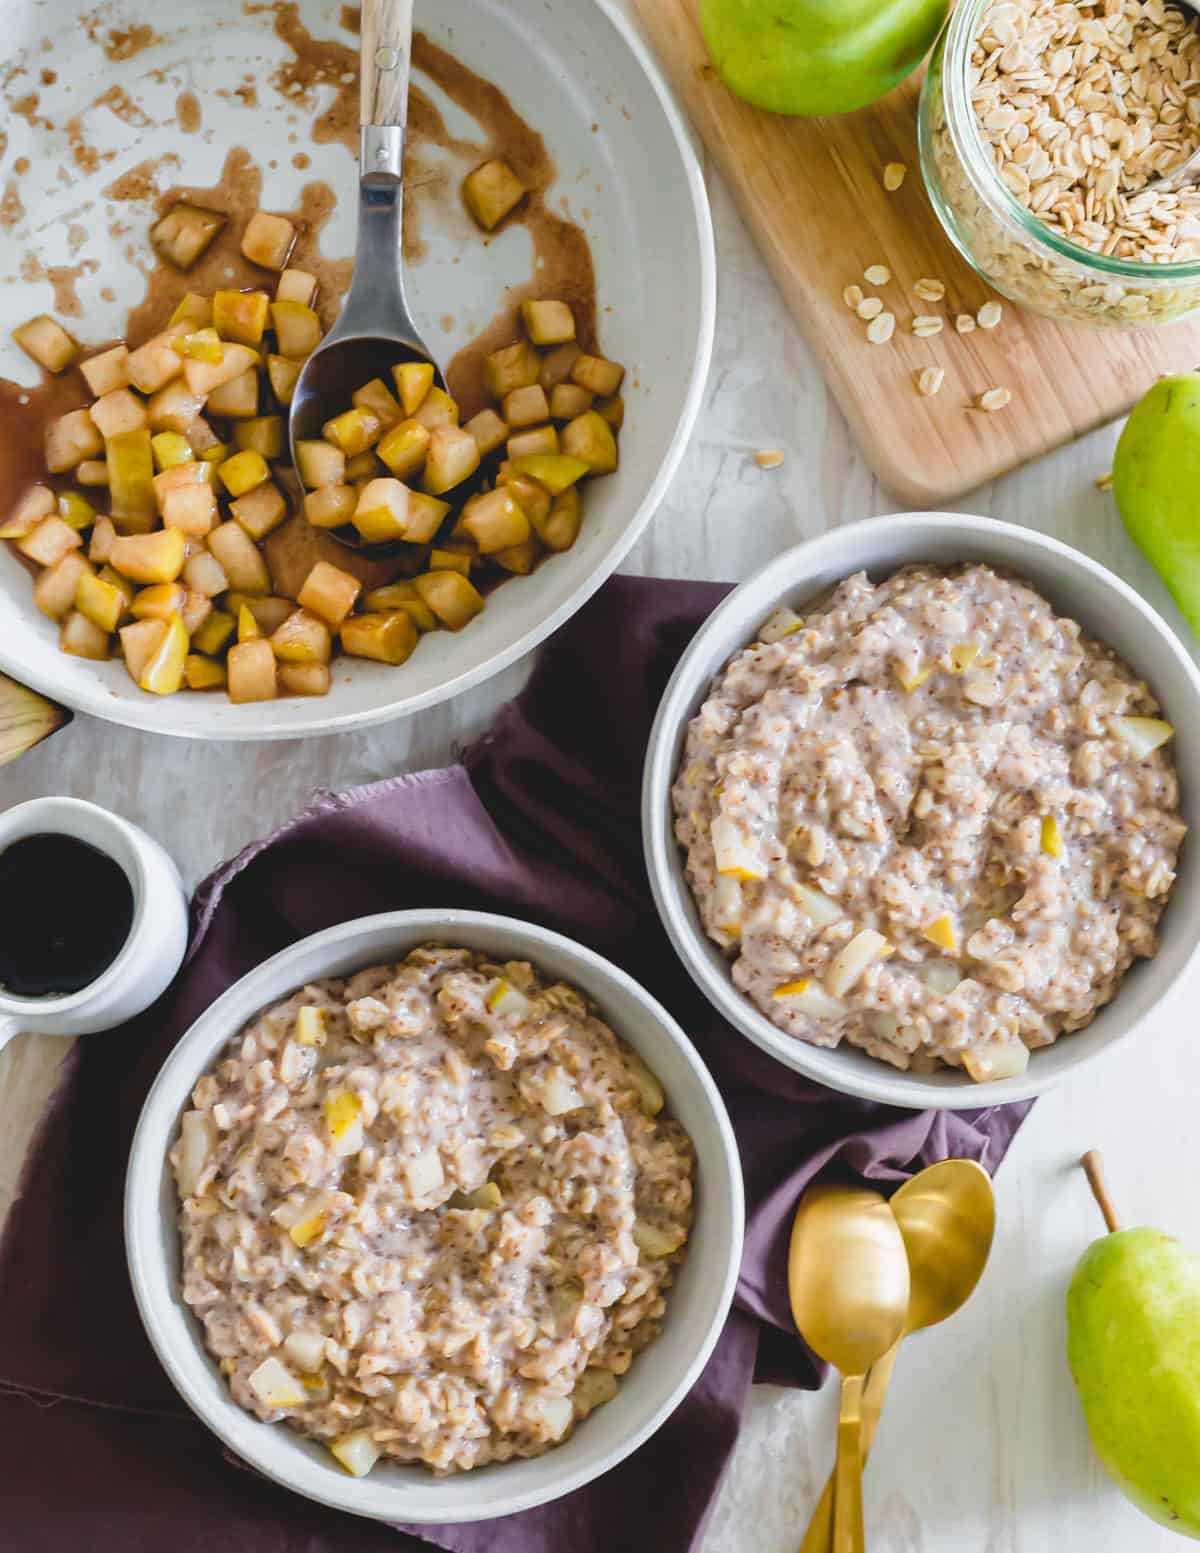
[{"x1": 1081, "y1": 1150, "x2": 1121, "y2": 1233}]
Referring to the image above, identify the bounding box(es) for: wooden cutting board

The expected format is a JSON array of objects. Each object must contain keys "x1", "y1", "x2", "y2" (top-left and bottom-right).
[{"x1": 631, "y1": 0, "x2": 1200, "y2": 505}]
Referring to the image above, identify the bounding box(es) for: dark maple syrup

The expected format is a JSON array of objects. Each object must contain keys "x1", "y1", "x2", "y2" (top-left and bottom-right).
[{"x1": 0, "y1": 834, "x2": 135, "y2": 998}]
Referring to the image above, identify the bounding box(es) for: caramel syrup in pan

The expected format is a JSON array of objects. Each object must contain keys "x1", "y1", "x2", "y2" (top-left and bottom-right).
[{"x1": 0, "y1": 9, "x2": 601, "y2": 533}]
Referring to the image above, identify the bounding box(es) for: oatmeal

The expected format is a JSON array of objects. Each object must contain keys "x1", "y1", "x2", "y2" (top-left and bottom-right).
[
  {"x1": 171, "y1": 946, "x2": 694, "y2": 1475},
  {"x1": 673, "y1": 565, "x2": 1185, "y2": 1081}
]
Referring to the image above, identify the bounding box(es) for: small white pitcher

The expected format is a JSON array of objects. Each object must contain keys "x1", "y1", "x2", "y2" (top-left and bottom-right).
[{"x1": 0, "y1": 797, "x2": 189, "y2": 1054}]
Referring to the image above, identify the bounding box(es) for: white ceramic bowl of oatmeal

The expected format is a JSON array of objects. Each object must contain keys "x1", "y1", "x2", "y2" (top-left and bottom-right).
[
  {"x1": 643, "y1": 513, "x2": 1200, "y2": 1110},
  {"x1": 125, "y1": 910, "x2": 742, "y2": 1522}
]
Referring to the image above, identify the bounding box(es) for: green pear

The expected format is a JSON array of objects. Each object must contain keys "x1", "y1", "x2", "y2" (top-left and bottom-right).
[
  {"x1": 699, "y1": 0, "x2": 951, "y2": 118},
  {"x1": 1113, "y1": 372, "x2": 1200, "y2": 639},
  {"x1": 1068, "y1": 1152, "x2": 1200, "y2": 1538}
]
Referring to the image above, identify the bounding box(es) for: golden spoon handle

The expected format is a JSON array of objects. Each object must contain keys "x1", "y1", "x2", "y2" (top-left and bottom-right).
[
  {"x1": 832, "y1": 1374, "x2": 866, "y2": 1553},
  {"x1": 798, "y1": 1341, "x2": 902, "y2": 1553}
]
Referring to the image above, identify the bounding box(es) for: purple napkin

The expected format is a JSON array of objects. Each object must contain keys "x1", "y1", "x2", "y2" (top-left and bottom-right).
[{"x1": 0, "y1": 575, "x2": 1029, "y2": 1553}]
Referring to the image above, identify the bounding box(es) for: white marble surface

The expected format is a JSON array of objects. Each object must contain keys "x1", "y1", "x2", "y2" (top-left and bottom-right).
[{"x1": 3, "y1": 8, "x2": 1200, "y2": 1547}]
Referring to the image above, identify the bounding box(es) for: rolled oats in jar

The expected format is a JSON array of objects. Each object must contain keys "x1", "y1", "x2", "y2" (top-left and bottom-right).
[{"x1": 919, "y1": 0, "x2": 1200, "y2": 326}]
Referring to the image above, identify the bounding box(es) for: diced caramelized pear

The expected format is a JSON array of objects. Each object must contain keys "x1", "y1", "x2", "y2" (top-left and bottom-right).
[
  {"x1": 340, "y1": 609, "x2": 418, "y2": 666},
  {"x1": 267, "y1": 353, "x2": 302, "y2": 406},
  {"x1": 463, "y1": 158, "x2": 527, "y2": 230},
  {"x1": 59, "y1": 610, "x2": 111, "y2": 660},
  {"x1": 411, "y1": 386, "x2": 459, "y2": 431},
  {"x1": 127, "y1": 335, "x2": 184, "y2": 395},
  {"x1": 81, "y1": 344, "x2": 131, "y2": 397},
  {"x1": 56, "y1": 490, "x2": 96, "y2": 531},
  {"x1": 207, "y1": 367, "x2": 259, "y2": 420},
  {"x1": 298, "y1": 560, "x2": 362, "y2": 627},
  {"x1": 106, "y1": 429, "x2": 158, "y2": 531},
  {"x1": 146, "y1": 381, "x2": 205, "y2": 434},
  {"x1": 1114, "y1": 716, "x2": 1175, "y2": 758},
  {"x1": 0, "y1": 485, "x2": 56, "y2": 539},
  {"x1": 218, "y1": 449, "x2": 270, "y2": 497},
  {"x1": 352, "y1": 477, "x2": 410, "y2": 544},
  {"x1": 403, "y1": 491, "x2": 451, "y2": 543},
  {"x1": 329, "y1": 1429, "x2": 381, "y2": 1479},
  {"x1": 503, "y1": 384, "x2": 551, "y2": 428},
  {"x1": 231, "y1": 480, "x2": 287, "y2": 540},
  {"x1": 429, "y1": 546, "x2": 473, "y2": 576},
  {"x1": 498, "y1": 467, "x2": 552, "y2": 524},
  {"x1": 323, "y1": 407, "x2": 382, "y2": 457},
  {"x1": 345, "y1": 451, "x2": 381, "y2": 482},
  {"x1": 18, "y1": 516, "x2": 83, "y2": 568},
  {"x1": 98, "y1": 564, "x2": 136, "y2": 609},
  {"x1": 87, "y1": 516, "x2": 117, "y2": 563},
  {"x1": 241, "y1": 210, "x2": 296, "y2": 270},
  {"x1": 460, "y1": 488, "x2": 530, "y2": 554},
  {"x1": 90, "y1": 388, "x2": 148, "y2": 440},
  {"x1": 296, "y1": 439, "x2": 345, "y2": 489},
  {"x1": 34, "y1": 552, "x2": 93, "y2": 620},
  {"x1": 414, "y1": 570, "x2": 485, "y2": 631},
  {"x1": 150, "y1": 431, "x2": 195, "y2": 471},
  {"x1": 510, "y1": 453, "x2": 588, "y2": 494},
  {"x1": 247, "y1": 1355, "x2": 305, "y2": 1409},
  {"x1": 520, "y1": 299, "x2": 576, "y2": 346},
  {"x1": 270, "y1": 300, "x2": 322, "y2": 359},
  {"x1": 376, "y1": 418, "x2": 431, "y2": 480},
  {"x1": 600, "y1": 388, "x2": 624, "y2": 428},
  {"x1": 392, "y1": 360, "x2": 434, "y2": 417},
  {"x1": 184, "y1": 654, "x2": 226, "y2": 690},
  {"x1": 45, "y1": 409, "x2": 103, "y2": 474},
  {"x1": 539, "y1": 342, "x2": 582, "y2": 391},
  {"x1": 271, "y1": 608, "x2": 332, "y2": 664},
  {"x1": 154, "y1": 459, "x2": 213, "y2": 510},
  {"x1": 172, "y1": 326, "x2": 223, "y2": 363},
  {"x1": 351, "y1": 377, "x2": 403, "y2": 430},
  {"x1": 110, "y1": 529, "x2": 187, "y2": 585},
  {"x1": 212, "y1": 289, "x2": 270, "y2": 347},
  {"x1": 75, "y1": 571, "x2": 127, "y2": 633},
  {"x1": 507, "y1": 425, "x2": 559, "y2": 460},
  {"x1": 183, "y1": 341, "x2": 259, "y2": 397},
  {"x1": 464, "y1": 408, "x2": 508, "y2": 459},
  {"x1": 169, "y1": 292, "x2": 212, "y2": 328},
  {"x1": 922, "y1": 915, "x2": 959, "y2": 953},
  {"x1": 303, "y1": 485, "x2": 357, "y2": 530},
  {"x1": 232, "y1": 415, "x2": 284, "y2": 460},
  {"x1": 182, "y1": 546, "x2": 229, "y2": 597},
  {"x1": 237, "y1": 603, "x2": 261, "y2": 642},
  {"x1": 423, "y1": 426, "x2": 480, "y2": 495},
  {"x1": 131, "y1": 582, "x2": 187, "y2": 622},
  {"x1": 549, "y1": 382, "x2": 593, "y2": 421},
  {"x1": 537, "y1": 487, "x2": 583, "y2": 551},
  {"x1": 13, "y1": 314, "x2": 77, "y2": 373},
  {"x1": 230, "y1": 594, "x2": 293, "y2": 634},
  {"x1": 151, "y1": 202, "x2": 226, "y2": 269},
  {"x1": 180, "y1": 589, "x2": 212, "y2": 636},
  {"x1": 276, "y1": 267, "x2": 316, "y2": 306},
  {"x1": 633, "y1": 1219, "x2": 686, "y2": 1259},
  {"x1": 962, "y1": 1038, "x2": 1030, "y2": 1083},
  {"x1": 494, "y1": 537, "x2": 540, "y2": 574},
  {"x1": 278, "y1": 661, "x2": 331, "y2": 697},
  {"x1": 1041, "y1": 814, "x2": 1064, "y2": 857},
  {"x1": 125, "y1": 613, "x2": 188, "y2": 694},
  {"x1": 571, "y1": 353, "x2": 625, "y2": 397},
  {"x1": 227, "y1": 638, "x2": 278, "y2": 702},
  {"x1": 364, "y1": 583, "x2": 438, "y2": 631},
  {"x1": 191, "y1": 609, "x2": 235, "y2": 655},
  {"x1": 76, "y1": 459, "x2": 110, "y2": 487},
  {"x1": 485, "y1": 341, "x2": 541, "y2": 400},
  {"x1": 561, "y1": 410, "x2": 618, "y2": 474},
  {"x1": 208, "y1": 522, "x2": 271, "y2": 594}
]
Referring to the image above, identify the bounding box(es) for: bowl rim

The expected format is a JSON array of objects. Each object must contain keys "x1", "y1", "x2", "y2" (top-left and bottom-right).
[
  {"x1": 0, "y1": 0, "x2": 717, "y2": 743},
  {"x1": 124, "y1": 908, "x2": 745, "y2": 1522},
  {"x1": 642, "y1": 510, "x2": 1200, "y2": 1110}
]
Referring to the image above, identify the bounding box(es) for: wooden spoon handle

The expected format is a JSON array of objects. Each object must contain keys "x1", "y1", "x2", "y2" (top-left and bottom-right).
[
  {"x1": 798, "y1": 1342, "x2": 900, "y2": 1553},
  {"x1": 360, "y1": 0, "x2": 414, "y2": 130},
  {"x1": 832, "y1": 1374, "x2": 866, "y2": 1553}
]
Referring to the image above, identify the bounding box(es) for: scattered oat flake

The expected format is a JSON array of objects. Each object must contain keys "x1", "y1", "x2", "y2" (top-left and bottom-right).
[
  {"x1": 977, "y1": 301, "x2": 1003, "y2": 329},
  {"x1": 843, "y1": 284, "x2": 864, "y2": 310},
  {"x1": 916, "y1": 367, "x2": 945, "y2": 397},
  {"x1": 914, "y1": 278, "x2": 946, "y2": 302},
  {"x1": 955, "y1": 314, "x2": 977, "y2": 334},
  {"x1": 1095, "y1": 469, "x2": 1114, "y2": 490},
  {"x1": 857, "y1": 296, "x2": 884, "y2": 320},
  {"x1": 867, "y1": 312, "x2": 896, "y2": 344},
  {"x1": 755, "y1": 449, "x2": 786, "y2": 470},
  {"x1": 864, "y1": 264, "x2": 891, "y2": 286},
  {"x1": 883, "y1": 162, "x2": 907, "y2": 191},
  {"x1": 978, "y1": 387, "x2": 1012, "y2": 411},
  {"x1": 912, "y1": 316, "x2": 945, "y2": 337}
]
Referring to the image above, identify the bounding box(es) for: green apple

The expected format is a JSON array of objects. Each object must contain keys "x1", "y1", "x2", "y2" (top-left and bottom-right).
[
  {"x1": 1068, "y1": 1158, "x2": 1200, "y2": 1537},
  {"x1": 699, "y1": 0, "x2": 951, "y2": 117},
  {"x1": 1113, "y1": 373, "x2": 1200, "y2": 639}
]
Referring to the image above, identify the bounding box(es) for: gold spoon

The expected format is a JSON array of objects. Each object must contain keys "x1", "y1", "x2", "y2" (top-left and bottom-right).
[
  {"x1": 797, "y1": 1160, "x2": 997, "y2": 1553},
  {"x1": 789, "y1": 1185, "x2": 911, "y2": 1553}
]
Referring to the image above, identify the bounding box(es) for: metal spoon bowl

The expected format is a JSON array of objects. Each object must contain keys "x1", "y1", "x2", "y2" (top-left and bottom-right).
[{"x1": 288, "y1": 0, "x2": 444, "y2": 554}]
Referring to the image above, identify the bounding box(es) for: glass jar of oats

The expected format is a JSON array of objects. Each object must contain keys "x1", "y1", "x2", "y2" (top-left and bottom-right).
[{"x1": 919, "y1": 0, "x2": 1200, "y2": 328}]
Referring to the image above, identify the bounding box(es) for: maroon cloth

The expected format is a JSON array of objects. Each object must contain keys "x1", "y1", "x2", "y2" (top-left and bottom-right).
[{"x1": 0, "y1": 576, "x2": 1030, "y2": 1553}]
